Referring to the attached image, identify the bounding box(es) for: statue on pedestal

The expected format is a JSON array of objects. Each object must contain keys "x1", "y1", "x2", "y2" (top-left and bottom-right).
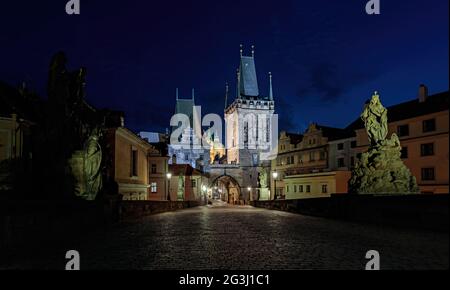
[
  {"x1": 258, "y1": 168, "x2": 268, "y2": 188},
  {"x1": 83, "y1": 127, "x2": 103, "y2": 200},
  {"x1": 349, "y1": 92, "x2": 419, "y2": 194}
]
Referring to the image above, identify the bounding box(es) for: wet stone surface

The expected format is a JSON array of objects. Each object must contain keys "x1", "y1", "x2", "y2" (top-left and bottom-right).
[{"x1": 4, "y1": 202, "x2": 449, "y2": 270}]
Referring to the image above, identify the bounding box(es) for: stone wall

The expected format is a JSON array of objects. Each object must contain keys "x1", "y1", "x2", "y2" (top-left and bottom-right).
[
  {"x1": 0, "y1": 200, "x2": 112, "y2": 251},
  {"x1": 0, "y1": 198, "x2": 200, "y2": 252},
  {"x1": 119, "y1": 200, "x2": 200, "y2": 220},
  {"x1": 251, "y1": 194, "x2": 449, "y2": 232}
]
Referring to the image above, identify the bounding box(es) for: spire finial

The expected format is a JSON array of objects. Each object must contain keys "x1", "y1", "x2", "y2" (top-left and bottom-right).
[
  {"x1": 192, "y1": 88, "x2": 195, "y2": 101},
  {"x1": 224, "y1": 82, "x2": 229, "y2": 110},
  {"x1": 240, "y1": 44, "x2": 243, "y2": 57},
  {"x1": 251, "y1": 45, "x2": 255, "y2": 57},
  {"x1": 269, "y1": 72, "x2": 273, "y2": 101},
  {"x1": 176, "y1": 87, "x2": 179, "y2": 100}
]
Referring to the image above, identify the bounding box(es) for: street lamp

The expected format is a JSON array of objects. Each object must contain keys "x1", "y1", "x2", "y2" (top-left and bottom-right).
[
  {"x1": 272, "y1": 171, "x2": 278, "y2": 200},
  {"x1": 166, "y1": 172, "x2": 172, "y2": 201},
  {"x1": 201, "y1": 185, "x2": 207, "y2": 204}
]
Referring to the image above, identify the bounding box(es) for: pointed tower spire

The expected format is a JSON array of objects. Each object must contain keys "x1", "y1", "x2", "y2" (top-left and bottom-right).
[
  {"x1": 269, "y1": 72, "x2": 273, "y2": 101},
  {"x1": 192, "y1": 88, "x2": 195, "y2": 101},
  {"x1": 176, "y1": 87, "x2": 179, "y2": 100},
  {"x1": 224, "y1": 82, "x2": 229, "y2": 110},
  {"x1": 251, "y1": 45, "x2": 255, "y2": 57},
  {"x1": 240, "y1": 44, "x2": 243, "y2": 57},
  {"x1": 236, "y1": 68, "x2": 241, "y2": 99}
]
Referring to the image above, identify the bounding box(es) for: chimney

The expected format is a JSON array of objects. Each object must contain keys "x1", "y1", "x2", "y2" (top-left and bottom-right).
[{"x1": 418, "y1": 84, "x2": 428, "y2": 103}]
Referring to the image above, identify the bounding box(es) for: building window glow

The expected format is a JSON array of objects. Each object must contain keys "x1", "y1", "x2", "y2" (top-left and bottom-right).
[{"x1": 151, "y1": 182, "x2": 157, "y2": 193}]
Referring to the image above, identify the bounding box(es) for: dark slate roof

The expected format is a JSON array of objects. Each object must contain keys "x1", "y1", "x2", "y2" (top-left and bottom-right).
[
  {"x1": 346, "y1": 91, "x2": 449, "y2": 131},
  {"x1": 285, "y1": 132, "x2": 304, "y2": 144},
  {"x1": 149, "y1": 141, "x2": 168, "y2": 156},
  {"x1": 175, "y1": 98, "x2": 195, "y2": 124},
  {"x1": 169, "y1": 164, "x2": 203, "y2": 176},
  {"x1": 316, "y1": 125, "x2": 355, "y2": 141},
  {"x1": 239, "y1": 56, "x2": 259, "y2": 97}
]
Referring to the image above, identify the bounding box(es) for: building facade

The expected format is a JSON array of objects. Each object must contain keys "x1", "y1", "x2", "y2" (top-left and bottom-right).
[
  {"x1": 106, "y1": 126, "x2": 169, "y2": 200},
  {"x1": 167, "y1": 164, "x2": 208, "y2": 202},
  {"x1": 271, "y1": 124, "x2": 354, "y2": 199},
  {"x1": 148, "y1": 142, "x2": 170, "y2": 201}
]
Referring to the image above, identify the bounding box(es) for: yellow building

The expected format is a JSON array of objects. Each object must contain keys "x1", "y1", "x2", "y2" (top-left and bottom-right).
[
  {"x1": 284, "y1": 171, "x2": 351, "y2": 199},
  {"x1": 148, "y1": 142, "x2": 170, "y2": 201},
  {"x1": 106, "y1": 126, "x2": 169, "y2": 200},
  {"x1": 350, "y1": 86, "x2": 449, "y2": 194}
]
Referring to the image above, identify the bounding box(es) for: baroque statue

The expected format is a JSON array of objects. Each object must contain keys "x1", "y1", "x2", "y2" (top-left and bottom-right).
[
  {"x1": 349, "y1": 92, "x2": 419, "y2": 194},
  {"x1": 360, "y1": 92, "x2": 388, "y2": 146},
  {"x1": 258, "y1": 168, "x2": 268, "y2": 188},
  {"x1": 83, "y1": 127, "x2": 103, "y2": 200}
]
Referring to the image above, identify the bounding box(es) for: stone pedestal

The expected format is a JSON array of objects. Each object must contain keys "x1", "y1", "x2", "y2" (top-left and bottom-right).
[
  {"x1": 349, "y1": 134, "x2": 419, "y2": 194},
  {"x1": 258, "y1": 188, "x2": 270, "y2": 200},
  {"x1": 67, "y1": 150, "x2": 86, "y2": 198}
]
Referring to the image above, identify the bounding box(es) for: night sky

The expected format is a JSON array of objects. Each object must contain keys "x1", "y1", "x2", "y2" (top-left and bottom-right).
[{"x1": 0, "y1": 0, "x2": 448, "y2": 134}]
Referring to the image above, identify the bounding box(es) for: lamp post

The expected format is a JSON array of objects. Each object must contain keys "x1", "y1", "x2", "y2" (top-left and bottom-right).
[
  {"x1": 272, "y1": 171, "x2": 278, "y2": 200},
  {"x1": 166, "y1": 172, "x2": 172, "y2": 201},
  {"x1": 202, "y1": 185, "x2": 207, "y2": 204},
  {"x1": 247, "y1": 186, "x2": 251, "y2": 203}
]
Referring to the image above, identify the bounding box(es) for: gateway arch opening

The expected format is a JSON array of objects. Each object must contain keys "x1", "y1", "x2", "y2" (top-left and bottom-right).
[{"x1": 210, "y1": 175, "x2": 242, "y2": 204}]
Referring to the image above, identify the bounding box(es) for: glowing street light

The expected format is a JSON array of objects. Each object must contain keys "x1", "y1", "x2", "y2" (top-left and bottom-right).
[{"x1": 272, "y1": 171, "x2": 278, "y2": 200}]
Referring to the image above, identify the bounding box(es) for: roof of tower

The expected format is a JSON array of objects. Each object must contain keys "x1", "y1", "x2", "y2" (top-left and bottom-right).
[
  {"x1": 175, "y1": 98, "x2": 195, "y2": 124},
  {"x1": 239, "y1": 55, "x2": 259, "y2": 98}
]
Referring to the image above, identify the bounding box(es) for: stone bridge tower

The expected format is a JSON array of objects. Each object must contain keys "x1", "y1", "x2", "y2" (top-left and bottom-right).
[{"x1": 207, "y1": 46, "x2": 276, "y2": 202}]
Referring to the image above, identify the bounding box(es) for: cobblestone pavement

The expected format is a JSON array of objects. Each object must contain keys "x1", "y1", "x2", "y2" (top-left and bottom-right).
[{"x1": 5, "y1": 202, "x2": 449, "y2": 270}]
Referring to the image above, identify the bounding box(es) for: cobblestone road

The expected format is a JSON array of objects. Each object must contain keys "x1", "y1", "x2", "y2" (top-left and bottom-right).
[{"x1": 6, "y1": 202, "x2": 449, "y2": 270}]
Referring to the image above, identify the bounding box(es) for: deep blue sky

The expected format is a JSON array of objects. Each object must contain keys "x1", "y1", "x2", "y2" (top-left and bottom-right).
[{"x1": 0, "y1": 0, "x2": 448, "y2": 133}]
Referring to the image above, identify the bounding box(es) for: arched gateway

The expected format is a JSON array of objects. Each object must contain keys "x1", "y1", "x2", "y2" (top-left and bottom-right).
[
  {"x1": 207, "y1": 164, "x2": 264, "y2": 203},
  {"x1": 209, "y1": 175, "x2": 241, "y2": 204}
]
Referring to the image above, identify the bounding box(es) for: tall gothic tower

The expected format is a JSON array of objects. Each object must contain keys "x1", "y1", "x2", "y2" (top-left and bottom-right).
[{"x1": 225, "y1": 45, "x2": 275, "y2": 166}]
